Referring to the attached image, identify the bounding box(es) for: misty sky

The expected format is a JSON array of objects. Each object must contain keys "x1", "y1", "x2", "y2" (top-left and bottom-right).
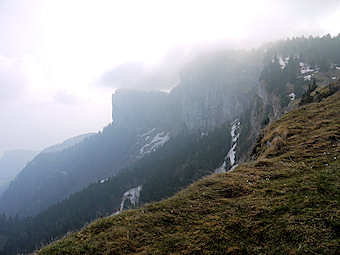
[{"x1": 0, "y1": 0, "x2": 339, "y2": 156}]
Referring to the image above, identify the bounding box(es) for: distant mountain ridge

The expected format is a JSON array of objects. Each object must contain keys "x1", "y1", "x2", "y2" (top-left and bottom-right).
[
  {"x1": 0, "y1": 134, "x2": 95, "y2": 197},
  {"x1": 42, "y1": 133, "x2": 95, "y2": 153},
  {"x1": 0, "y1": 150, "x2": 38, "y2": 195}
]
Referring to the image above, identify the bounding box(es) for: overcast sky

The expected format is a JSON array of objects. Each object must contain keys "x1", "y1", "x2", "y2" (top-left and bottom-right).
[{"x1": 0, "y1": 0, "x2": 339, "y2": 156}]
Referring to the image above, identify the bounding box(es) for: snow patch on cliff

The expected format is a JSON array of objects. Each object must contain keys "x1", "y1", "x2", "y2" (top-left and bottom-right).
[
  {"x1": 300, "y1": 62, "x2": 314, "y2": 74},
  {"x1": 139, "y1": 128, "x2": 156, "y2": 138},
  {"x1": 230, "y1": 164, "x2": 238, "y2": 171},
  {"x1": 304, "y1": 74, "x2": 312, "y2": 81},
  {"x1": 215, "y1": 161, "x2": 227, "y2": 174},
  {"x1": 215, "y1": 119, "x2": 240, "y2": 173},
  {"x1": 120, "y1": 185, "x2": 142, "y2": 211},
  {"x1": 138, "y1": 132, "x2": 169, "y2": 158},
  {"x1": 227, "y1": 143, "x2": 237, "y2": 166},
  {"x1": 228, "y1": 120, "x2": 240, "y2": 166},
  {"x1": 100, "y1": 178, "x2": 108, "y2": 184},
  {"x1": 278, "y1": 56, "x2": 288, "y2": 69}
]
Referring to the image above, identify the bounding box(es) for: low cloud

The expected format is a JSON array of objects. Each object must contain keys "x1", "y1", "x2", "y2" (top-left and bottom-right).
[
  {"x1": 53, "y1": 91, "x2": 84, "y2": 105},
  {"x1": 0, "y1": 54, "x2": 28, "y2": 103},
  {"x1": 95, "y1": 46, "x2": 199, "y2": 91},
  {"x1": 100, "y1": 62, "x2": 145, "y2": 88},
  {"x1": 97, "y1": 61, "x2": 180, "y2": 91}
]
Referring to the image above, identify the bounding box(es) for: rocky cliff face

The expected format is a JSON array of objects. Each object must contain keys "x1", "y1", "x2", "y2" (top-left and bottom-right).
[
  {"x1": 111, "y1": 50, "x2": 262, "y2": 132},
  {"x1": 110, "y1": 58, "x2": 309, "y2": 169},
  {"x1": 255, "y1": 82, "x2": 283, "y2": 119},
  {"x1": 237, "y1": 82, "x2": 300, "y2": 162},
  {"x1": 112, "y1": 85, "x2": 250, "y2": 132},
  {"x1": 112, "y1": 90, "x2": 178, "y2": 128},
  {"x1": 171, "y1": 85, "x2": 248, "y2": 130}
]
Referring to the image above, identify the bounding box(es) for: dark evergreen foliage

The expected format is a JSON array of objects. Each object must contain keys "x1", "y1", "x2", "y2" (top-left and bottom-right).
[
  {"x1": 263, "y1": 34, "x2": 340, "y2": 65},
  {"x1": 260, "y1": 34, "x2": 340, "y2": 105},
  {"x1": 300, "y1": 79, "x2": 318, "y2": 105}
]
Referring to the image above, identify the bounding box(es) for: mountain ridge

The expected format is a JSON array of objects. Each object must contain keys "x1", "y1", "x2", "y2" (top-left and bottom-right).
[
  {"x1": 0, "y1": 150, "x2": 38, "y2": 195},
  {"x1": 42, "y1": 133, "x2": 95, "y2": 154}
]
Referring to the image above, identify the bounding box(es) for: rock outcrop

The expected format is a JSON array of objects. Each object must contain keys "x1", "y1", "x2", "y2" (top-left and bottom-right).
[
  {"x1": 171, "y1": 85, "x2": 248, "y2": 130},
  {"x1": 112, "y1": 85, "x2": 249, "y2": 132},
  {"x1": 112, "y1": 89, "x2": 178, "y2": 128}
]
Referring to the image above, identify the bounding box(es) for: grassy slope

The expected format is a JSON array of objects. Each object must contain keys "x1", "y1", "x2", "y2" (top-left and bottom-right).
[{"x1": 38, "y1": 92, "x2": 340, "y2": 254}]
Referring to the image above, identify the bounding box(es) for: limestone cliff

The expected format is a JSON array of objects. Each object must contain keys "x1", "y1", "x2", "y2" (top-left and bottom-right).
[
  {"x1": 171, "y1": 85, "x2": 248, "y2": 130},
  {"x1": 237, "y1": 82, "x2": 299, "y2": 162},
  {"x1": 112, "y1": 89, "x2": 175, "y2": 128},
  {"x1": 112, "y1": 85, "x2": 250, "y2": 132},
  {"x1": 111, "y1": 50, "x2": 261, "y2": 132}
]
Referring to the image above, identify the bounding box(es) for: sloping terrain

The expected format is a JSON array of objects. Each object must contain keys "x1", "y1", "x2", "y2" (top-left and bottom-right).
[{"x1": 38, "y1": 90, "x2": 339, "y2": 254}]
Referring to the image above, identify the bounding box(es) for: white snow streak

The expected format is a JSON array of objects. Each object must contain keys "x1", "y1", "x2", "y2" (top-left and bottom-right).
[
  {"x1": 138, "y1": 132, "x2": 169, "y2": 158},
  {"x1": 227, "y1": 120, "x2": 240, "y2": 166},
  {"x1": 278, "y1": 57, "x2": 287, "y2": 69},
  {"x1": 227, "y1": 143, "x2": 237, "y2": 166},
  {"x1": 215, "y1": 119, "x2": 240, "y2": 173},
  {"x1": 139, "y1": 128, "x2": 156, "y2": 138},
  {"x1": 300, "y1": 62, "x2": 314, "y2": 74},
  {"x1": 304, "y1": 74, "x2": 312, "y2": 81},
  {"x1": 120, "y1": 185, "x2": 142, "y2": 211},
  {"x1": 215, "y1": 161, "x2": 226, "y2": 174},
  {"x1": 230, "y1": 164, "x2": 238, "y2": 171},
  {"x1": 289, "y1": 92, "x2": 296, "y2": 100}
]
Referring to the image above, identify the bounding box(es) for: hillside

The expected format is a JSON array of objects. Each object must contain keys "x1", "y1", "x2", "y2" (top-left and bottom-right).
[{"x1": 38, "y1": 90, "x2": 340, "y2": 254}]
